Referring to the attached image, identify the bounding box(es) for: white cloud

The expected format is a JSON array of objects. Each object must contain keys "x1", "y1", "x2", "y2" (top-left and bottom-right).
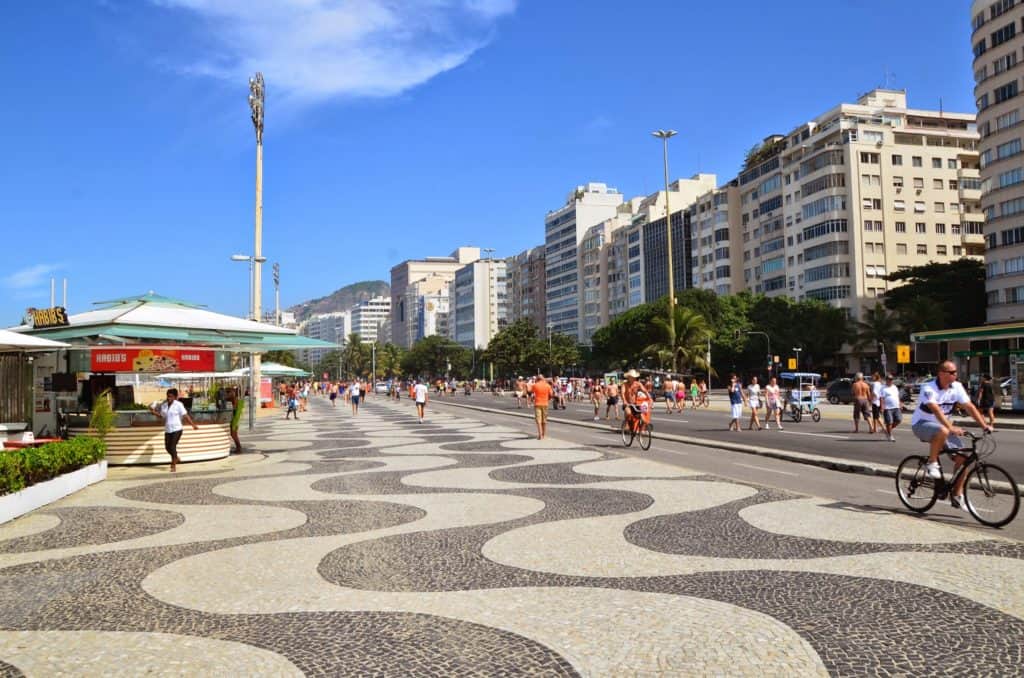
[
  {"x1": 2, "y1": 264, "x2": 61, "y2": 290},
  {"x1": 153, "y1": 0, "x2": 517, "y2": 101}
]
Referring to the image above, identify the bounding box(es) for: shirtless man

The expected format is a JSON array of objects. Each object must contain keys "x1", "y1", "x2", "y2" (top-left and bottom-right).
[
  {"x1": 663, "y1": 377, "x2": 676, "y2": 414},
  {"x1": 604, "y1": 381, "x2": 621, "y2": 421},
  {"x1": 514, "y1": 377, "x2": 527, "y2": 409},
  {"x1": 851, "y1": 372, "x2": 871, "y2": 433}
]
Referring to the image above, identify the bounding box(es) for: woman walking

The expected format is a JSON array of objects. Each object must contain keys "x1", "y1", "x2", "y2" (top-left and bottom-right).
[
  {"x1": 746, "y1": 376, "x2": 763, "y2": 430},
  {"x1": 764, "y1": 376, "x2": 783, "y2": 430},
  {"x1": 727, "y1": 375, "x2": 744, "y2": 431}
]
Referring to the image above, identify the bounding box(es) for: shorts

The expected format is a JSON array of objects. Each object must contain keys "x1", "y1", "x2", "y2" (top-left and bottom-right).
[
  {"x1": 883, "y1": 408, "x2": 902, "y2": 425},
  {"x1": 329, "y1": 393, "x2": 336, "y2": 401},
  {"x1": 351, "y1": 395, "x2": 360, "y2": 406},
  {"x1": 534, "y1": 406, "x2": 548, "y2": 424},
  {"x1": 871, "y1": 403, "x2": 881, "y2": 420},
  {"x1": 515, "y1": 391, "x2": 524, "y2": 398},
  {"x1": 853, "y1": 398, "x2": 870, "y2": 420},
  {"x1": 748, "y1": 399, "x2": 760, "y2": 410},
  {"x1": 607, "y1": 396, "x2": 619, "y2": 406},
  {"x1": 911, "y1": 420, "x2": 963, "y2": 450},
  {"x1": 164, "y1": 430, "x2": 183, "y2": 456},
  {"x1": 730, "y1": 403, "x2": 743, "y2": 419},
  {"x1": 767, "y1": 400, "x2": 779, "y2": 412},
  {"x1": 415, "y1": 399, "x2": 426, "y2": 408}
]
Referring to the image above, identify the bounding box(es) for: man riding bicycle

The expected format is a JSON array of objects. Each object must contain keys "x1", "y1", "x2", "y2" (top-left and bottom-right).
[
  {"x1": 622, "y1": 369, "x2": 652, "y2": 429},
  {"x1": 912, "y1": 360, "x2": 993, "y2": 510}
]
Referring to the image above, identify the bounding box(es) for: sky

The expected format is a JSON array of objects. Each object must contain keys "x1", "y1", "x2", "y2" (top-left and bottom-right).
[{"x1": 0, "y1": 0, "x2": 977, "y2": 325}]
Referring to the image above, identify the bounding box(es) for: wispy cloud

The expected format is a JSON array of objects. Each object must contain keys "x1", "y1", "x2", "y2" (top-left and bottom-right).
[
  {"x1": 152, "y1": 0, "x2": 517, "y2": 102},
  {"x1": 2, "y1": 264, "x2": 61, "y2": 290}
]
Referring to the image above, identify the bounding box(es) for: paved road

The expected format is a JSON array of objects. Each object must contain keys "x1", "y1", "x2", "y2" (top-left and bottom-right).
[
  {"x1": 1, "y1": 398, "x2": 1021, "y2": 675},
  {"x1": 437, "y1": 391, "x2": 1024, "y2": 479}
]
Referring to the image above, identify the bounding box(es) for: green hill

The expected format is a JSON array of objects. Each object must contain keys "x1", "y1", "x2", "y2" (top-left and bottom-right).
[{"x1": 288, "y1": 280, "x2": 390, "y2": 323}]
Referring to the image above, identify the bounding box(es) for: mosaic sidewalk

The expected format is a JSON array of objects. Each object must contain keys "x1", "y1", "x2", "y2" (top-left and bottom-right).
[{"x1": 0, "y1": 398, "x2": 1022, "y2": 676}]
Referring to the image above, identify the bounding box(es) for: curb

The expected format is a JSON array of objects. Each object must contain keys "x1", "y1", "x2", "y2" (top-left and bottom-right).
[{"x1": 431, "y1": 400, "x2": 1017, "y2": 493}]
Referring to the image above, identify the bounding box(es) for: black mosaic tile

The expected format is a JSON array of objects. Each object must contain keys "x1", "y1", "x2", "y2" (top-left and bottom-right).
[{"x1": 0, "y1": 507, "x2": 184, "y2": 554}]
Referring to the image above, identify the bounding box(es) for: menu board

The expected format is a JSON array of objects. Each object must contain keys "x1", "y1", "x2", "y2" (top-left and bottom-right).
[{"x1": 90, "y1": 348, "x2": 216, "y2": 373}]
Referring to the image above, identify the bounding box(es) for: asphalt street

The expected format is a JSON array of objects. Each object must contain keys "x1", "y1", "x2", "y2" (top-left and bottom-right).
[{"x1": 426, "y1": 394, "x2": 1024, "y2": 540}]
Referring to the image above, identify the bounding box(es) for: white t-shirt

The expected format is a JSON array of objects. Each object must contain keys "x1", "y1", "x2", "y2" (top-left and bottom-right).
[
  {"x1": 881, "y1": 384, "x2": 901, "y2": 410},
  {"x1": 870, "y1": 381, "x2": 883, "y2": 406},
  {"x1": 159, "y1": 400, "x2": 188, "y2": 433},
  {"x1": 747, "y1": 384, "x2": 761, "y2": 404},
  {"x1": 764, "y1": 384, "x2": 780, "y2": 404},
  {"x1": 414, "y1": 383, "x2": 428, "y2": 403},
  {"x1": 350, "y1": 383, "x2": 361, "y2": 397},
  {"x1": 911, "y1": 379, "x2": 971, "y2": 426}
]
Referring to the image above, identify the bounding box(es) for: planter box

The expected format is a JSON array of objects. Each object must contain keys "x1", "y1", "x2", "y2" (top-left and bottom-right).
[{"x1": 0, "y1": 460, "x2": 107, "y2": 525}]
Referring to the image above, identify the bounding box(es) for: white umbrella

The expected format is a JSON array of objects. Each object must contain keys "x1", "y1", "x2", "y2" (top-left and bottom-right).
[{"x1": 0, "y1": 329, "x2": 70, "y2": 352}]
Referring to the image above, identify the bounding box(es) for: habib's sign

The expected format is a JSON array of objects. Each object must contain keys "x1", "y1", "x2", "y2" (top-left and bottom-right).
[
  {"x1": 28, "y1": 306, "x2": 69, "y2": 328},
  {"x1": 90, "y1": 347, "x2": 216, "y2": 373}
]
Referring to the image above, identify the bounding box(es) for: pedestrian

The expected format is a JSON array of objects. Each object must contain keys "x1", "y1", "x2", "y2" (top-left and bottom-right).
[
  {"x1": 329, "y1": 381, "x2": 338, "y2": 407},
  {"x1": 350, "y1": 378, "x2": 362, "y2": 415},
  {"x1": 699, "y1": 379, "x2": 709, "y2": 407},
  {"x1": 414, "y1": 378, "x2": 429, "y2": 423},
  {"x1": 870, "y1": 372, "x2": 884, "y2": 434},
  {"x1": 880, "y1": 373, "x2": 903, "y2": 441},
  {"x1": 746, "y1": 376, "x2": 763, "y2": 431},
  {"x1": 851, "y1": 372, "x2": 871, "y2": 433},
  {"x1": 728, "y1": 375, "x2": 744, "y2": 431},
  {"x1": 149, "y1": 388, "x2": 198, "y2": 472},
  {"x1": 977, "y1": 373, "x2": 996, "y2": 427},
  {"x1": 764, "y1": 376, "x2": 783, "y2": 430},
  {"x1": 285, "y1": 391, "x2": 299, "y2": 419},
  {"x1": 529, "y1": 373, "x2": 554, "y2": 440},
  {"x1": 663, "y1": 377, "x2": 676, "y2": 414},
  {"x1": 226, "y1": 388, "x2": 244, "y2": 454},
  {"x1": 688, "y1": 379, "x2": 699, "y2": 411},
  {"x1": 604, "y1": 380, "x2": 621, "y2": 421},
  {"x1": 590, "y1": 380, "x2": 603, "y2": 421}
]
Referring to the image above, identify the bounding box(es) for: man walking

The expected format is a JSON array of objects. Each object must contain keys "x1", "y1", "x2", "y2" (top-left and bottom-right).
[
  {"x1": 150, "y1": 388, "x2": 198, "y2": 472},
  {"x1": 350, "y1": 378, "x2": 362, "y2": 416},
  {"x1": 414, "y1": 378, "x2": 429, "y2": 423},
  {"x1": 604, "y1": 380, "x2": 621, "y2": 421},
  {"x1": 880, "y1": 374, "x2": 902, "y2": 441},
  {"x1": 870, "y1": 372, "x2": 885, "y2": 434},
  {"x1": 851, "y1": 373, "x2": 871, "y2": 433},
  {"x1": 529, "y1": 373, "x2": 554, "y2": 440}
]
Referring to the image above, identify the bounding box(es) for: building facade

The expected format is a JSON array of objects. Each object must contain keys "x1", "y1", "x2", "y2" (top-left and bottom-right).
[
  {"x1": 389, "y1": 247, "x2": 480, "y2": 348},
  {"x1": 972, "y1": 0, "x2": 1024, "y2": 322},
  {"x1": 449, "y1": 259, "x2": 508, "y2": 349},
  {"x1": 506, "y1": 246, "x2": 546, "y2": 331},
  {"x1": 298, "y1": 311, "x2": 349, "y2": 365},
  {"x1": 544, "y1": 183, "x2": 624, "y2": 341},
  {"x1": 350, "y1": 296, "x2": 391, "y2": 344}
]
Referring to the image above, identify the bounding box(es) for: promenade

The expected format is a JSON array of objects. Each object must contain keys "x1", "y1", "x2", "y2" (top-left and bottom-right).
[{"x1": 0, "y1": 397, "x2": 1022, "y2": 676}]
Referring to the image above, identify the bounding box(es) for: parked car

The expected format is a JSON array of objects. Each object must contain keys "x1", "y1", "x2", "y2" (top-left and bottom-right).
[
  {"x1": 374, "y1": 382, "x2": 388, "y2": 394},
  {"x1": 826, "y1": 378, "x2": 853, "y2": 404}
]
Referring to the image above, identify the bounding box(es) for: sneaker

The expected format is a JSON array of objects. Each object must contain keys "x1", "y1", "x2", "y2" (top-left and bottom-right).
[
  {"x1": 925, "y1": 461, "x2": 942, "y2": 479},
  {"x1": 888, "y1": 434, "x2": 895, "y2": 442},
  {"x1": 778, "y1": 425, "x2": 784, "y2": 431},
  {"x1": 950, "y1": 495, "x2": 969, "y2": 512},
  {"x1": 593, "y1": 416, "x2": 600, "y2": 421}
]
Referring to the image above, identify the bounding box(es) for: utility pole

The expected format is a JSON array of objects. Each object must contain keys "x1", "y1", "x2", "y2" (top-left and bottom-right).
[
  {"x1": 652, "y1": 130, "x2": 678, "y2": 372},
  {"x1": 248, "y1": 71, "x2": 265, "y2": 431},
  {"x1": 273, "y1": 262, "x2": 281, "y2": 326}
]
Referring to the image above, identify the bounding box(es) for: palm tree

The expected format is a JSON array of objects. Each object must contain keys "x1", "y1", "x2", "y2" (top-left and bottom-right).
[
  {"x1": 644, "y1": 307, "x2": 712, "y2": 374},
  {"x1": 895, "y1": 296, "x2": 945, "y2": 336},
  {"x1": 854, "y1": 302, "x2": 903, "y2": 355}
]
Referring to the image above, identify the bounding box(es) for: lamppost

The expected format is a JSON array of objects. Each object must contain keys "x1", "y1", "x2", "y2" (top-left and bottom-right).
[
  {"x1": 793, "y1": 346, "x2": 803, "y2": 371},
  {"x1": 744, "y1": 330, "x2": 772, "y2": 378},
  {"x1": 248, "y1": 71, "x2": 265, "y2": 432},
  {"x1": 652, "y1": 129, "x2": 678, "y2": 372},
  {"x1": 272, "y1": 262, "x2": 280, "y2": 326},
  {"x1": 231, "y1": 253, "x2": 266, "y2": 431}
]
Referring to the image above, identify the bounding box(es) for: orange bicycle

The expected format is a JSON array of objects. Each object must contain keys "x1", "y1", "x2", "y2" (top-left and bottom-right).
[{"x1": 620, "y1": 396, "x2": 652, "y2": 450}]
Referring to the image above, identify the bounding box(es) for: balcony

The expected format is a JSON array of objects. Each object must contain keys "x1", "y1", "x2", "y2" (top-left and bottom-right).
[
  {"x1": 959, "y1": 187, "x2": 982, "y2": 201},
  {"x1": 962, "y1": 232, "x2": 985, "y2": 246}
]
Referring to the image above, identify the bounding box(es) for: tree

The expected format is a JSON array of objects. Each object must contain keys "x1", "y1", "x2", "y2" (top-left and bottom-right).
[
  {"x1": 342, "y1": 333, "x2": 370, "y2": 377},
  {"x1": 314, "y1": 350, "x2": 342, "y2": 379},
  {"x1": 482, "y1": 319, "x2": 541, "y2": 378},
  {"x1": 591, "y1": 302, "x2": 665, "y2": 369},
  {"x1": 854, "y1": 302, "x2": 904, "y2": 354},
  {"x1": 262, "y1": 350, "x2": 297, "y2": 368},
  {"x1": 894, "y1": 296, "x2": 945, "y2": 336},
  {"x1": 538, "y1": 333, "x2": 580, "y2": 376},
  {"x1": 376, "y1": 343, "x2": 405, "y2": 378},
  {"x1": 883, "y1": 259, "x2": 986, "y2": 329},
  {"x1": 401, "y1": 335, "x2": 472, "y2": 379},
  {"x1": 643, "y1": 306, "x2": 712, "y2": 374}
]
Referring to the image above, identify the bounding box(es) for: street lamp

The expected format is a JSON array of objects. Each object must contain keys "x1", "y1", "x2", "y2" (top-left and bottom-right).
[
  {"x1": 793, "y1": 346, "x2": 803, "y2": 370},
  {"x1": 231, "y1": 254, "x2": 266, "y2": 431},
  {"x1": 652, "y1": 129, "x2": 678, "y2": 372},
  {"x1": 248, "y1": 71, "x2": 265, "y2": 434},
  {"x1": 744, "y1": 330, "x2": 772, "y2": 376}
]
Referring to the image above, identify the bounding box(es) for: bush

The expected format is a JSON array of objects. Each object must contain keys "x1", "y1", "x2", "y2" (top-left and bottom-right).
[
  {"x1": 0, "y1": 437, "x2": 106, "y2": 496},
  {"x1": 89, "y1": 389, "x2": 115, "y2": 441}
]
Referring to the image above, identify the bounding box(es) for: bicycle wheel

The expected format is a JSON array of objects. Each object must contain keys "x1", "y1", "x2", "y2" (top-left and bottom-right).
[
  {"x1": 638, "y1": 423, "x2": 652, "y2": 450},
  {"x1": 964, "y1": 463, "x2": 1021, "y2": 528},
  {"x1": 811, "y1": 408, "x2": 821, "y2": 422},
  {"x1": 895, "y1": 455, "x2": 938, "y2": 513},
  {"x1": 791, "y1": 406, "x2": 802, "y2": 423},
  {"x1": 620, "y1": 420, "x2": 634, "y2": 447}
]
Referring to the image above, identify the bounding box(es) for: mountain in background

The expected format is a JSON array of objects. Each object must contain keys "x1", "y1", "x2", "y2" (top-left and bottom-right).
[{"x1": 287, "y1": 280, "x2": 390, "y2": 324}]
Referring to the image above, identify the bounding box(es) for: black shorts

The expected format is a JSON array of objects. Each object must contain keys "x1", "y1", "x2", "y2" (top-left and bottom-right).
[
  {"x1": 871, "y1": 403, "x2": 881, "y2": 419},
  {"x1": 164, "y1": 430, "x2": 183, "y2": 456},
  {"x1": 607, "y1": 396, "x2": 619, "y2": 406}
]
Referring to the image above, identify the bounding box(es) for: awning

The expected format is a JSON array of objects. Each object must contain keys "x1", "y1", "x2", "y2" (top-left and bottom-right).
[
  {"x1": 0, "y1": 329, "x2": 71, "y2": 352},
  {"x1": 911, "y1": 321, "x2": 1024, "y2": 343}
]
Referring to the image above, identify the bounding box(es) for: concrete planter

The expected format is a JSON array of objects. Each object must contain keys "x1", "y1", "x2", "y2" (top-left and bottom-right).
[{"x1": 0, "y1": 460, "x2": 107, "y2": 525}]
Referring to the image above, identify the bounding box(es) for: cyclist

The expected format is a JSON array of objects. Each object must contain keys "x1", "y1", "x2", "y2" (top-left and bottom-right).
[
  {"x1": 622, "y1": 369, "x2": 651, "y2": 431},
  {"x1": 912, "y1": 360, "x2": 993, "y2": 510}
]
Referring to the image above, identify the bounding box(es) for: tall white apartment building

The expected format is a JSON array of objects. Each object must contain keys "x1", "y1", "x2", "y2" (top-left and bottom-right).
[
  {"x1": 692, "y1": 89, "x2": 982, "y2": 323},
  {"x1": 298, "y1": 311, "x2": 350, "y2": 365},
  {"x1": 449, "y1": 259, "x2": 508, "y2": 349},
  {"x1": 390, "y1": 247, "x2": 480, "y2": 348},
  {"x1": 690, "y1": 182, "x2": 743, "y2": 295},
  {"x1": 972, "y1": 0, "x2": 1024, "y2": 321},
  {"x1": 578, "y1": 202, "x2": 638, "y2": 344},
  {"x1": 544, "y1": 183, "x2": 623, "y2": 341},
  {"x1": 350, "y1": 296, "x2": 391, "y2": 344}
]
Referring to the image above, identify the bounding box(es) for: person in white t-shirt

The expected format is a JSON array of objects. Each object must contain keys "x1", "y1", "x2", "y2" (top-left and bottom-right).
[
  {"x1": 413, "y1": 379, "x2": 429, "y2": 423},
  {"x1": 150, "y1": 388, "x2": 198, "y2": 472},
  {"x1": 746, "y1": 377, "x2": 762, "y2": 431},
  {"x1": 350, "y1": 379, "x2": 362, "y2": 416},
  {"x1": 870, "y1": 372, "x2": 884, "y2": 435},
  {"x1": 879, "y1": 374, "x2": 903, "y2": 442},
  {"x1": 764, "y1": 377, "x2": 783, "y2": 431},
  {"x1": 911, "y1": 361, "x2": 992, "y2": 509}
]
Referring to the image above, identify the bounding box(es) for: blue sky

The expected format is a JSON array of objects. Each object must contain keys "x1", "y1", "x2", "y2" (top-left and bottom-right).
[{"x1": 0, "y1": 0, "x2": 976, "y2": 324}]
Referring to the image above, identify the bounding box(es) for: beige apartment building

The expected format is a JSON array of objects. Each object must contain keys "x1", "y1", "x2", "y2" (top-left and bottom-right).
[
  {"x1": 389, "y1": 247, "x2": 481, "y2": 348},
  {"x1": 692, "y1": 89, "x2": 983, "y2": 328},
  {"x1": 505, "y1": 246, "x2": 547, "y2": 331},
  {"x1": 972, "y1": 0, "x2": 1024, "y2": 322}
]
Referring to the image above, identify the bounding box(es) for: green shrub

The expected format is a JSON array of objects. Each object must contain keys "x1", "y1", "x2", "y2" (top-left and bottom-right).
[
  {"x1": 89, "y1": 389, "x2": 115, "y2": 441},
  {"x1": 0, "y1": 437, "x2": 106, "y2": 496}
]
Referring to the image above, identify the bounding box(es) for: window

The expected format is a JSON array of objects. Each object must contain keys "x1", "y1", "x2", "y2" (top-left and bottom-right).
[
  {"x1": 933, "y1": 178, "x2": 944, "y2": 189},
  {"x1": 859, "y1": 152, "x2": 879, "y2": 164},
  {"x1": 913, "y1": 177, "x2": 925, "y2": 189},
  {"x1": 997, "y1": 109, "x2": 1020, "y2": 130},
  {"x1": 912, "y1": 156, "x2": 923, "y2": 167},
  {"x1": 895, "y1": 221, "x2": 907, "y2": 233},
  {"x1": 914, "y1": 201, "x2": 926, "y2": 213},
  {"x1": 1006, "y1": 255, "x2": 1024, "y2": 274},
  {"x1": 802, "y1": 218, "x2": 848, "y2": 241},
  {"x1": 937, "y1": 245, "x2": 948, "y2": 256},
  {"x1": 990, "y1": 0, "x2": 1015, "y2": 21},
  {"x1": 862, "y1": 198, "x2": 882, "y2": 210},
  {"x1": 990, "y1": 21, "x2": 1017, "y2": 48},
  {"x1": 997, "y1": 138, "x2": 1022, "y2": 159},
  {"x1": 1000, "y1": 196, "x2": 1024, "y2": 216},
  {"x1": 949, "y1": 180, "x2": 959, "y2": 190},
  {"x1": 954, "y1": 246, "x2": 963, "y2": 256},
  {"x1": 936, "y1": 223, "x2": 946, "y2": 234},
  {"x1": 988, "y1": 290, "x2": 1001, "y2": 305},
  {"x1": 893, "y1": 176, "x2": 904, "y2": 188},
  {"x1": 804, "y1": 262, "x2": 850, "y2": 283},
  {"x1": 804, "y1": 240, "x2": 850, "y2": 261},
  {"x1": 894, "y1": 199, "x2": 906, "y2": 211},
  {"x1": 932, "y1": 158, "x2": 943, "y2": 169},
  {"x1": 860, "y1": 174, "x2": 881, "y2": 187},
  {"x1": 897, "y1": 243, "x2": 908, "y2": 255},
  {"x1": 974, "y1": 39, "x2": 988, "y2": 58},
  {"x1": 917, "y1": 244, "x2": 928, "y2": 255},
  {"x1": 994, "y1": 80, "x2": 1019, "y2": 104},
  {"x1": 952, "y1": 223, "x2": 962, "y2": 234},
  {"x1": 948, "y1": 159, "x2": 958, "y2": 169},
  {"x1": 916, "y1": 222, "x2": 927, "y2": 234},
  {"x1": 998, "y1": 167, "x2": 1024, "y2": 188},
  {"x1": 802, "y1": 195, "x2": 846, "y2": 219},
  {"x1": 804, "y1": 285, "x2": 851, "y2": 301},
  {"x1": 934, "y1": 202, "x2": 945, "y2": 213},
  {"x1": 865, "y1": 242, "x2": 875, "y2": 253}
]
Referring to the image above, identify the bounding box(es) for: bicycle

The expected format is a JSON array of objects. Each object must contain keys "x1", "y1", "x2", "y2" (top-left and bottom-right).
[
  {"x1": 895, "y1": 431, "x2": 1020, "y2": 528},
  {"x1": 620, "y1": 405, "x2": 652, "y2": 450}
]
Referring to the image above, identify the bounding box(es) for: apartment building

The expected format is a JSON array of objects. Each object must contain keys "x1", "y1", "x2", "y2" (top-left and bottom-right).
[
  {"x1": 389, "y1": 247, "x2": 481, "y2": 348},
  {"x1": 690, "y1": 182, "x2": 743, "y2": 294},
  {"x1": 298, "y1": 311, "x2": 349, "y2": 365},
  {"x1": 506, "y1": 246, "x2": 546, "y2": 331},
  {"x1": 350, "y1": 296, "x2": 391, "y2": 344},
  {"x1": 691, "y1": 89, "x2": 982, "y2": 323},
  {"x1": 544, "y1": 183, "x2": 624, "y2": 341},
  {"x1": 972, "y1": 0, "x2": 1024, "y2": 321},
  {"x1": 449, "y1": 259, "x2": 508, "y2": 349},
  {"x1": 578, "y1": 203, "x2": 636, "y2": 344}
]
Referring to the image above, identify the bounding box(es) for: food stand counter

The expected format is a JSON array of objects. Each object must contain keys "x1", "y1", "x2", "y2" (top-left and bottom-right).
[{"x1": 66, "y1": 409, "x2": 232, "y2": 465}]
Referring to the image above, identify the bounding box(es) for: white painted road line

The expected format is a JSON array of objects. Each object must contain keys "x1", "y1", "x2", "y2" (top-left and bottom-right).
[
  {"x1": 780, "y1": 430, "x2": 851, "y2": 440},
  {"x1": 875, "y1": 488, "x2": 897, "y2": 495},
  {"x1": 733, "y1": 462, "x2": 799, "y2": 477}
]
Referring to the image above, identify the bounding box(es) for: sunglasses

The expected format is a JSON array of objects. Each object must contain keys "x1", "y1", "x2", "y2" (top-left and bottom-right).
[{"x1": 942, "y1": 370, "x2": 958, "y2": 375}]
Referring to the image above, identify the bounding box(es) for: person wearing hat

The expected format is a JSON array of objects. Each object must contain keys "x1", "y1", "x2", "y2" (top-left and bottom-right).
[{"x1": 622, "y1": 369, "x2": 649, "y2": 429}]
